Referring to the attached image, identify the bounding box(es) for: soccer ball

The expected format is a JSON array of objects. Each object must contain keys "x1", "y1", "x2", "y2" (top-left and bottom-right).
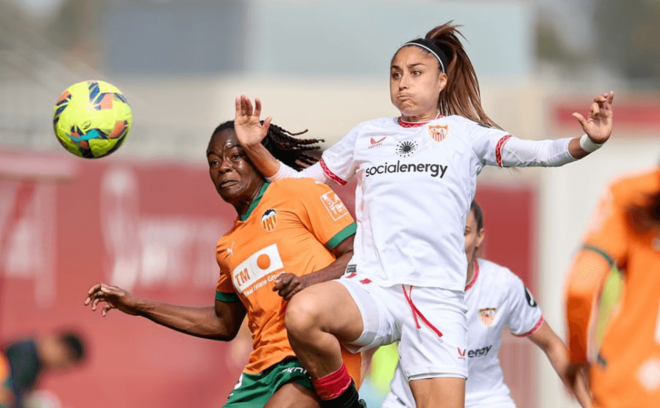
[{"x1": 53, "y1": 80, "x2": 132, "y2": 159}]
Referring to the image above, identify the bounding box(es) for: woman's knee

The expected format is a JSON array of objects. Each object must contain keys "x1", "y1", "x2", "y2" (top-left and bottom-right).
[{"x1": 285, "y1": 290, "x2": 326, "y2": 338}]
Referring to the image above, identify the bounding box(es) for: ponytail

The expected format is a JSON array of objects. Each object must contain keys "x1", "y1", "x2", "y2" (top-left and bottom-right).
[{"x1": 419, "y1": 22, "x2": 500, "y2": 129}]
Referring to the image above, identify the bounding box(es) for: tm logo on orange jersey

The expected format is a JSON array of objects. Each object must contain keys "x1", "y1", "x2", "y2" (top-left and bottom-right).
[
  {"x1": 232, "y1": 244, "x2": 284, "y2": 295},
  {"x1": 320, "y1": 191, "x2": 348, "y2": 221}
]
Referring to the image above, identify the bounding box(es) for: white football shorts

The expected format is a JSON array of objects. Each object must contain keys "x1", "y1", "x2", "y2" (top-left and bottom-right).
[{"x1": 338, "y1": 274, "x2": 468, "y2": 380}]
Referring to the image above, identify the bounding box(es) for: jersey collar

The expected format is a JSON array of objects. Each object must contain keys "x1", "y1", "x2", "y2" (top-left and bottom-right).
[
  {"x1": 397, "y1": 112, "x2": 443, "y2": 128},
  {"x1": 465, "y1": 259, "x2": 480, "y2": 291},
  {"x1": 239, "y1": 181, "x2": 270, "y2": 221}
]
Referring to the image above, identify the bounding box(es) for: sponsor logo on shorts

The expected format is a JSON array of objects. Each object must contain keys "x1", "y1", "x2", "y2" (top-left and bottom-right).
[
  {"x1": 364, "y1": 161, "x2": 448, "y2": 179},
  {"x1": 282, "y1": 366, "x2": 308, "y2": 375},
  {"x1": 467, "y1": 345, "x2": 492, "y2": 358},
  {"x1": 478, "y1": 307, "x2": 497, "y2": 328},
  {"x1": 428, "y1": 124, "x2": 448, "y2": 143},
  {"x1": 457, "y1": 347, "x2": 466, "y2": 360}
]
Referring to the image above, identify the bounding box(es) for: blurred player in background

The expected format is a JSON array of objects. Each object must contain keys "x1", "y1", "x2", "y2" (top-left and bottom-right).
[
  {"x1": 565, "y1": 166, "x2": 660, "y2": 408},
  {"x1": 0, "y1": 330, "x2": 86, "y2": 408},
  {"x1": 233, "y1": 21, "x2": 613, "y2": 408},
  {"x1": 85, "y1": 121, "x2": 362, "y2": 408},
  {"x1": 383, "y1": 201, "x2": 592, "y2": 408}
]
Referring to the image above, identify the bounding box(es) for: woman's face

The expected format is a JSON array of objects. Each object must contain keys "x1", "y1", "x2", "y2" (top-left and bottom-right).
[
  {"x1": 206, "y1": 129, "x2": 263, "y2": 204},
  {"x1": 464, "y1": 209, "x2": 485, "y2": 264},
  {"x1": 390, "y1": 46, "x2": 447, "y2": 118}
]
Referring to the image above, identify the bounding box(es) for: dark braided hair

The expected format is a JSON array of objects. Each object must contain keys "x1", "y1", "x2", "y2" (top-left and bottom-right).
[{"x1": 210, "y1": 121, "x2": 324, "y2": 171}]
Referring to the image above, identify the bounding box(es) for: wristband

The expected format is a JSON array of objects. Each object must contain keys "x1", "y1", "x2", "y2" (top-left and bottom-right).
[{"x1": 579, "y1": 134, "x2": 604, "y2": 153}]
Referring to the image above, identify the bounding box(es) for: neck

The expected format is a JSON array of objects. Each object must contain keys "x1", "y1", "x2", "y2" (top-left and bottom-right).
[
  {"x1": 401, "y1": 109, "x2": 438, "y2": 123},
  {"x1": 233, "y1": 180, "x2": 265, "y2": 217},
  {"x1": 466, "y1": 258, "x2": 476, "y2": 285}
]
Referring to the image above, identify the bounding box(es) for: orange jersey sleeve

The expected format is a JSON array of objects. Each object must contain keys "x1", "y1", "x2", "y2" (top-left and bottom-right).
[
  {"x1": 566, "y1": 182, "x2": 629, "y2": 364},
  {"x1": 582, "y1": 183, "x2": 631, "y2": 265},
  {"x1": 216, "y1": 244, "x2": 240, "y2": 303},
  {"x1": 288, "y1": 179, "x2": 356, "y2": 250}
]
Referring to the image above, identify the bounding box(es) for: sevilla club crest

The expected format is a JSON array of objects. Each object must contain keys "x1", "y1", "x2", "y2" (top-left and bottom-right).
[
  {"x1": 478, "y1": 307, "x2": 497, "y2": 328},
  {"x1": 428, "y1": 124, "x2": 449, "y2": 143}
]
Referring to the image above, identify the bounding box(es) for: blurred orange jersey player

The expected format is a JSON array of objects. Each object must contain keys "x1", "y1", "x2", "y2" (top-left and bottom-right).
[
  {"x1": 216, "y1": 177, "x2": 361, "y2": 380},
  {"x1": 565, "y1": 167, "x2": 660, "y2": 408}
]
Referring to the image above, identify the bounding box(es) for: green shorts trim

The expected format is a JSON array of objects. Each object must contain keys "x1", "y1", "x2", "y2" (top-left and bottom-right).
[{"x1": 223, "y1": 358, "x2": 313, "y2": 408}]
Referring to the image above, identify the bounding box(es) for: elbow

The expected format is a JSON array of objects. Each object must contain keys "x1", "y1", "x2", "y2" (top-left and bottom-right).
[
  {"x1": 544, "y1": 338, "x2": 568, "y2": 361},
  {"x1": 213, "y1": 330, "x2": 239, "y2": 342},
  {"x1": 210, "y1": 321, "x2": 241, "y2": 342}
]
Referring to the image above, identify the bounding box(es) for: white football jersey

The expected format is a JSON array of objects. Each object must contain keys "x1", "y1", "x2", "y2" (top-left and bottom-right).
[
  {"x1": 387, "y1": 259, "x2": 544, "y2": 408},
  {"x1": 320, "y1": 116, "x2": 514, "y2": 290}
]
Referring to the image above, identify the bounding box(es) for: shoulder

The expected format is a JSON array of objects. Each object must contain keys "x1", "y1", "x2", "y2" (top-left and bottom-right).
[
  {"x1": 433, "y1": 115, "x2": 482, "y2": 128},
  {"x1": 609, "y1": 167, "x2": 660, "y2": 206},
  {"x1": 270, "y1": 178, "x2": 332, "y2": 195},
  {"x1": 478, "y1": 259, "x2": 523, "y2": 291},
  {"x1": 216, "y1": 229, "x2": 236, "y2": 265},
  {"x1": 268, "y1": 179, "x2": 340, "y2": 211},
  {"x1": 328, "y1": 118, "x2": 395, "y2": 151},
  {"x1": 432, "y1": 116, "x2": 506, "y2": 140},
  {"x1": 348, "y1": 117, "x2": 398, "y2": 134}
]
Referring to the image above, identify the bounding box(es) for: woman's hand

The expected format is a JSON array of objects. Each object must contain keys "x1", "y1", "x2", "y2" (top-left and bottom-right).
[
  {"x1": 573, "y1": 91, "x2": 614, "y2": 144},
  {"x1": 234, "y1": 95, "x2": 272, "y2": 148},
  {"x1": 85, "y1": 282, "x2": 141, "y2": 317}
]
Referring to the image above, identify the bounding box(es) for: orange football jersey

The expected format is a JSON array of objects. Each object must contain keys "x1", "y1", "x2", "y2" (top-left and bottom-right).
[
  {"x1": 566, "y1": 168, "x2": 660, "y2": 408},
  {"x1": 215, "y1": 178, "x2": 361, "y2": 383}
]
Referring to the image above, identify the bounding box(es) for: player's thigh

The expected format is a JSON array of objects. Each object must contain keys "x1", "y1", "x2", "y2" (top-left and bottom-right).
[
  {"x1": 409, "y1": 377, "x2": 465, "y2": 408},
  {"x1": 397, "y1": 286, "x2": 468, "y2": 408},
  {"x1": 263, "y1": 382, "x2": 320, "y2": 408},
  {"x1": 287, "y1": 280, "x2": 363, "y2": 343},
  {"x1": 382, "y1": 392, "x2": 413, "y2": 408}
]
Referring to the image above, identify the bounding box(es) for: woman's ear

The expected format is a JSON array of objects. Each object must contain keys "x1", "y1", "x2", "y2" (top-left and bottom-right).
[
  {"x1": 476, "y1": 229, "x2": 485, "y2": 249},
  {"x1": 437, "y1": 72, "x2": 448, "y2": 93}
]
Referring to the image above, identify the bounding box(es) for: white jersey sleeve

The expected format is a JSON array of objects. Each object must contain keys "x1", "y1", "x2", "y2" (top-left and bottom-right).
[
  {"x1": 505, "y1": 273, "x2": 544, "y2": 337},
  {"x1": 463, "y1": 118, "x2": 576, "y2": 168},
  {"x1": 268, "y1": 123, "x2": 363, "y2": 186},
  {"x1": 317, "y1": 124, "x2": 362, "y2": 185},
  {"x1": 268, "y1": 161, "x2": 326, "y2": 183}
]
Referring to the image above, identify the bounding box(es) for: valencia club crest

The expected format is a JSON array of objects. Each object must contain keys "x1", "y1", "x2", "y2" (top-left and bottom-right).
[{"x1": 261, "y1": 209, "x2": 277, "y2": 232}]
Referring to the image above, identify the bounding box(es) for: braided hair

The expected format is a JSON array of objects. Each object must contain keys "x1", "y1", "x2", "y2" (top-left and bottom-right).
[{"x1": 211, "y1": 121, "x2": 324, "y2": 171}]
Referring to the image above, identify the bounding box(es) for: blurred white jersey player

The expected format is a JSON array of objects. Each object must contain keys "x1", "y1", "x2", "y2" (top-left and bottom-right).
[{"x1": 382, "y1": 201, "x2": 592, "y2": 408}]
